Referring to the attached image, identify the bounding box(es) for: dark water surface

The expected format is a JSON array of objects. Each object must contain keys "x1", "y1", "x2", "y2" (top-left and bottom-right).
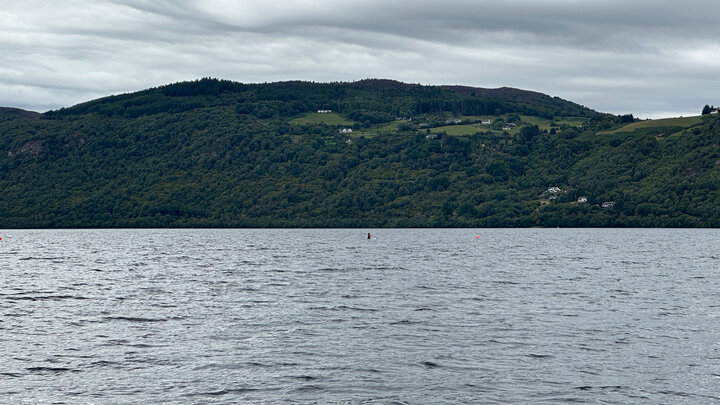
[{"x1": 2, "y1": 228, "x2": 720, "y2": 404}]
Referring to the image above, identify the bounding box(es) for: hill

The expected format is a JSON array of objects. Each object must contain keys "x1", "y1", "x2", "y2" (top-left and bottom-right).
[
  {"x1": 0, "y1": 107, "x2": 40, "y2": 121},
  {"x1": 0, "y1": 78, "x2": 718, "y2": 228}
]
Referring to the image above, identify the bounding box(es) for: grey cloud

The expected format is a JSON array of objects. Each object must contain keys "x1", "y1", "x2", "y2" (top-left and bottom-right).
[{"x1": 0, "y1": 0, "x2": 718, "y2": 117}]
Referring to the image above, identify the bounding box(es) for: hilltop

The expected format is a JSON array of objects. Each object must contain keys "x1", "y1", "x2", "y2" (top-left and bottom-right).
[
  {"x1": 0, "y1": 107, "x2": 40, "y2": 120},
  {"x1": 0, "y1": 78, "x2": 718, "y2": 228}
]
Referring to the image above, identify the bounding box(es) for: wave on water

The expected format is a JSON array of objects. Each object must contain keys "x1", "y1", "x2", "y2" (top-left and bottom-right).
[
  {"x1": 102, "y1": 316, "x2": 169, "y2": 323},
  {"x1": 18, "y1": 256, "x2": 67, "y2": 262},
  {"x1": 25, "y1": 367, "x2": 79, "y2": 374}
]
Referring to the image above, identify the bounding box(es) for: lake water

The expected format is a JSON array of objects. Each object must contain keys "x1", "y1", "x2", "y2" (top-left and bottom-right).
[{"x1": 1, "y1": 228, "x2": 720, "y2": 404}]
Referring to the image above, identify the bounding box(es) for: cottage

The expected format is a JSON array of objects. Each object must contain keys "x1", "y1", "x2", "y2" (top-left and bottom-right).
[
  {"x1": 547, "y1": 187, "x2": 562, "y2": 193},
  {"x1": 317, "y1": 109, "x2": 332, "y2": 113},
  {"x1": 602, "y1": 201, "x2": 615, "y2": 208},
  {"x1": 481, "y1": 120, "x2": 492, "y2": 125},
  {"x1": 339, "y1": 128, "x2": 353, "y2": 134},
  {"x1": 577, "y1": 196, "x2": 588, "y2": 204},
  {"x1": 426, "y1": 133, "x2": 438, "y2": 140}
]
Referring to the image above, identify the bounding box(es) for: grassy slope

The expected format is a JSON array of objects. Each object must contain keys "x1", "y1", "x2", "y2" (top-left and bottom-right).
[
  {"x1": 291, "y1": 112, "x2": 356, "y2": 125},
  {"x1": 429, "y1": 115, "x2": 587, "y2": 136},
  {"x1": 598, "y1": 116, "x2": 703, "y2": 135}
]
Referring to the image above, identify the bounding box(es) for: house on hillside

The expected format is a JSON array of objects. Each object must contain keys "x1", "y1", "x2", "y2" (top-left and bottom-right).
[
  {"x1": 481, "y1": 120, "x2": 492, "y2": 125},
  {"x1": 339, "y1": 128, "x2": 353, "y2": 134},
  {"x1": 602, "y1": 201, "x2": 615, "y2": 208},
  {"x1": 547, "y1": 187, "x2": 562, "y2": 193},
  {"x1": 577, "y1": 196, "x2": 588, "y2": 204},
  {"x1": 318, "y1": 109, "x2": 332, "y2": 113}
]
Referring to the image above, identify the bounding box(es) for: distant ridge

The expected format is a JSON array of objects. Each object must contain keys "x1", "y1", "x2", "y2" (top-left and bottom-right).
[
  {"x1": 0, "y1": 107, "x2": 40, "y2": 120},
  {"x1": 350, "y1": 79, "x2": 564, "y2": 104},
  {"x1": 442, "y1": 85, "x2": 550, "y2": 102},
  {"x1": 45, "y1": 78, "x2": 598, "y2": 120},
  {"x1": 353, "y1": 78, "x2": 419, "y2": 90}
]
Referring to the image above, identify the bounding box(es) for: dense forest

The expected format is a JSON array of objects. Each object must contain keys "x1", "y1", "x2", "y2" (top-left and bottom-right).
[{"x1": 0, "y1": 78, "x2": 718, "y2": 228}]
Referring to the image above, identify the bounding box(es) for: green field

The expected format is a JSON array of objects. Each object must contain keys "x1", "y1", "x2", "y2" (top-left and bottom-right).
[
  {"x1": 291, "y1": 112, "x2": 355, "y2": 125},
  {"x1": 378, "y1": 120, "x2": 412, "y2": 133},
  {"x1": 598, "y1": 116, "x2": 703, "y2": 135},
  {"x1": 427, "y1": 115, "x2": 587, "y2": 136},
  {"x1": 430, "y1": 123, "x2": 491, "y2": 135},
  {"x1": 521, "y1": 115, "x2": 587, "y2": 130}
]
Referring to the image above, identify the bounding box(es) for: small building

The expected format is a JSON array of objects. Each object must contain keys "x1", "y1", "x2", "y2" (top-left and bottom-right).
[
  {"x1": 577, "y1": 196, "x2": 588, "y2": 203},
  {"x1": 426, "y1": 133, "x2": 438, "y2": 140},
  {"x1": 317, "y1": 109, "x2": 332, "y2": 113},
  {"x1": 339, "y1": 128, "x2": 353, "y2": 134},
  {"x1": 481, "y1": 120, "x2": 492, "y2": 125},
  {"x1": 540, "y1": 199, "x2": 551, "y2": 206},
  {"x1": 547, "y1": 187, "x2": 562, "y2": 193},
  {"x1": 602, "y1": 201, "x2": 615, "y2": 208},
  {"x1": 711, "y1": 110, "x2": 719, "y2": 115}
]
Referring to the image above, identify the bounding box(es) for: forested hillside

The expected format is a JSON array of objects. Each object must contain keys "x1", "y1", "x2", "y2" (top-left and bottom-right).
[{"x1": 0, "y1": 78, "x2": 718, "y2": 228}]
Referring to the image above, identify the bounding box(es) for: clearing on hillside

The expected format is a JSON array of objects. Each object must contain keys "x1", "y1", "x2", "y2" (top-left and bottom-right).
[{"x1": 291, "y1": 112, "x2": 356, "y2": 125}]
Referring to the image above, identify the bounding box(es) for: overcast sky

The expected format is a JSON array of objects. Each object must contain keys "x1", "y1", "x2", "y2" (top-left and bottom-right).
[{"x1": 1, "y1": 0, "x2": 718, "y2": 118}]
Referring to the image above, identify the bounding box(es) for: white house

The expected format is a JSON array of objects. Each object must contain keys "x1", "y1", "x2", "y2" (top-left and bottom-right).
[
  {"x1": 481, "y1": 120, "x2": 492, "y2": 125},
  {"x1": 602, "y1": 201, "x2": 615, "y2": 208},
  {"x1": 339, "y1": 128, "x2": 353, "y2": 134},
  {"x1": 317, "y1": 109, "x2": 332, "y2": 113},
  {"x1": 577, "y1": 196, "x2": 588, "y2": 203},
  {"x1": 547, "y1": 187, "x2": 562, "y2": 193}
]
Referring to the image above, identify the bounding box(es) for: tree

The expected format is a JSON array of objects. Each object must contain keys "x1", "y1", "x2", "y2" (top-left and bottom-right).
[
  {"x1": 702, "y1": 105, "x2": 712, "y2": 115},
  {"x1": 517, "y1": 125, "x2": 540, "y2": 143},
  {"x1": 619, "y1": 114, "x2": 634, "y2": 123}
]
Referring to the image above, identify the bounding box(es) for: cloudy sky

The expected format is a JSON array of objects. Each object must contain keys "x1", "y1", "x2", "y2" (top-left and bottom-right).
[{"x1": 1, "y1": 0, "x2": 719, "y2": 118}]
